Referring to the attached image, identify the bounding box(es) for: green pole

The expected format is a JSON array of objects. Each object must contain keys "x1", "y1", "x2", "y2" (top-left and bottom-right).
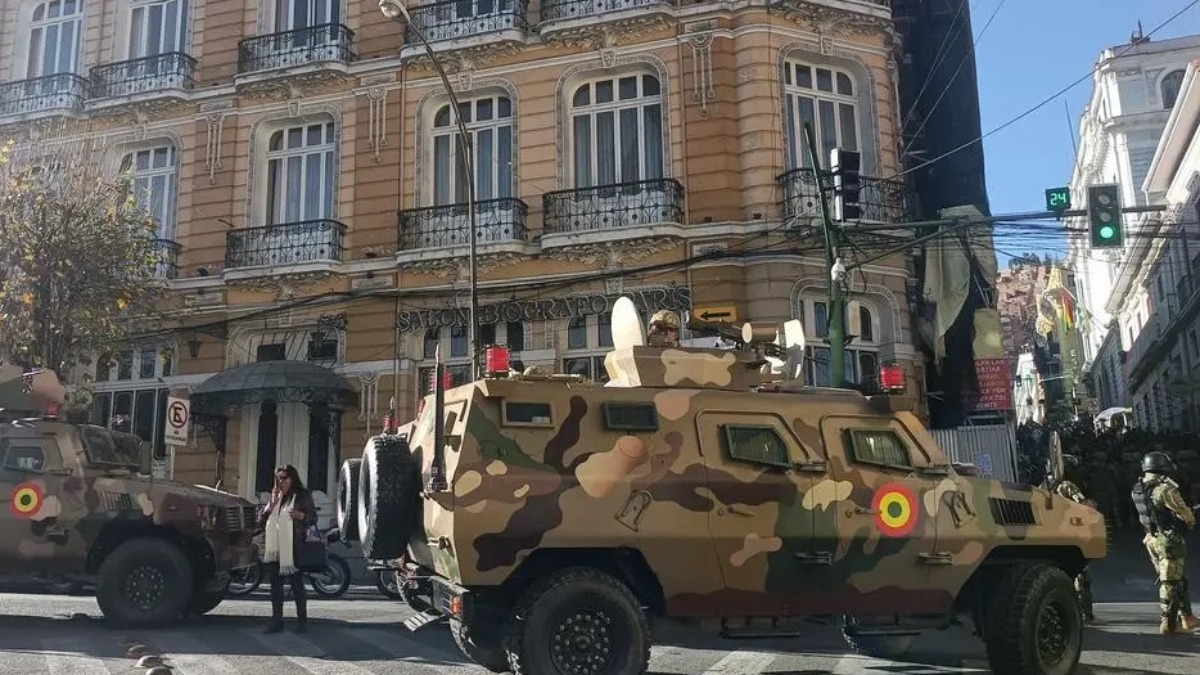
[{"x1": 803, "y1": 122, "x2": 845, "y2": 388}]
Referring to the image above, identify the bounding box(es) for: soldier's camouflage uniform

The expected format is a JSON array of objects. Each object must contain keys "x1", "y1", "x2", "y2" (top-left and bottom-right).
[
  {"x1": 1136, "y1": 470, "x2": 1198, "y2": 634},
  {"x1": 1054, "y1": 479, "x2": 1095, "y2": 621}
]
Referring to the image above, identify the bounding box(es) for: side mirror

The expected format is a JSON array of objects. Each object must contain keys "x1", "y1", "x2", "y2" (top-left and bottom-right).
[{"x1": 139, "y1": 441, "x2": 154, "y2": 476}]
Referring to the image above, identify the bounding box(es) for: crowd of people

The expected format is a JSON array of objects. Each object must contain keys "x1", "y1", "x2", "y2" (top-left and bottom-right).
[{"x1": 1017, "y1": 419, "x2": 1200, "y2": 527}]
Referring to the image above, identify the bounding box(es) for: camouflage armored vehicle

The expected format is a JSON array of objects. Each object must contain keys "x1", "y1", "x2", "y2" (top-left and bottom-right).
[
  {"x1": 338, "y1": 297, "x2": 1106, "y2": 675},
  {"x1": 0, "y1": 366, "x2": 259, "y2": 626}
]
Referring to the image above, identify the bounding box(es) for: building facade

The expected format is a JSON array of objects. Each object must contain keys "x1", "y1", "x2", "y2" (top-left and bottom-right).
[
  {"x1": 1065, "y1": 33, "x2": 1200, "y2": 411},
  {"x1": 0, "y1": 0, "x2": 921, "y2": 510},
  {"x1": 1120, "y1": 59, "x2": 1200, "y2": 431}
]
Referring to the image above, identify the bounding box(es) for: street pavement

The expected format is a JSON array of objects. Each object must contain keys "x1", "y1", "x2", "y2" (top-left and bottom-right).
[{"x1": 1, "y1": 530, "x2": 1198, "y2": 674}]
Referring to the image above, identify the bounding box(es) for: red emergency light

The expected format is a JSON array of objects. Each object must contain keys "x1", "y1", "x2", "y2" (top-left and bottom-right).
[
  {"x1": 879, "y1": 363, "x2": 905, "y2": 393},
  {"x1": 484, "y1": 345, "x2": 510, "y2": 376},
  {"x1": 41, "y1": 402, "x2": 60, "y2": 419}
]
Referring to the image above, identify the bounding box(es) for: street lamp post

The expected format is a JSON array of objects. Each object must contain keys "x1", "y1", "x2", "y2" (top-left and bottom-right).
[{"x1": 380, "y1": 0, "x2": 481, "y2": 380}]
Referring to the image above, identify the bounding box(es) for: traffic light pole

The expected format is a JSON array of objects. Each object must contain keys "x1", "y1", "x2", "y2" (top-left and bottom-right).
[{"x1": 805, "y1": 122, "x2": 847, "y2": 387}]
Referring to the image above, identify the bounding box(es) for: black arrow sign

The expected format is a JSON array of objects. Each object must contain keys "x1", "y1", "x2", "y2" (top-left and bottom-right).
[{"x1": 699, "y1": 310, "x2": 732, "y2": 321}]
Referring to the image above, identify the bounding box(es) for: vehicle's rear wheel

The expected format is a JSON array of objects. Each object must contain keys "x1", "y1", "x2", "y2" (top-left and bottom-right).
[
  {"x1": 374, "y1": 569, "x2": 403, "y2": 599},
  {"x1": 308, "y1": 554, "x2": 352, "y2": 599},
  {"x1": 984, "y1": 562, "x2": 1083, "y2": 675},
  {"x1": 504, "y1": 567, "x2": 650, "y2": 675},
  {"x1": 357, "y1": 435, "x2": 421, "y2": 560},
  {"x1": 96, "y1": 538, "x2": 194, "y2": 627},
  {"x1": 337, "y1": 458, "x2": 362, "y2": 543},
  {"x1": 188, "y1": 590, "x2": 225, "y2": 616}
]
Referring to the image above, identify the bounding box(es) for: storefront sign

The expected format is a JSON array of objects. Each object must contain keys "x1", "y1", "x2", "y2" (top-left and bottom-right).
[
  {"x1": 396, "y1": 285, "x2": 693, "y2": 333},
  {"x1": 974, "y1": 358, "x2": 1014, "y2": 411}
]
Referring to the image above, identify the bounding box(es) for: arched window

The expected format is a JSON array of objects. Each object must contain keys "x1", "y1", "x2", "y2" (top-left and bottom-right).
[
  {"x1": 569, "y1": 73, "x2": 663, "y2": 187},
  {"x1": 265, "y1": 120, "x2": 335, "y2": 224},
  {"x1": 120, "y1": 144, "x2": 178, "y2": 240},
  {"x1": 783, "y1": 61, "x2": 859, "y2": 170},
  {"x1": 799, "y1": 295, "x2": 879, "y2": 387},
  {"x1": 431, "y1": 95, "x2": 513, "y2": 204},
  {"x1": 27, "y1": 0, "x2": 84, "y2": 78},
  {"x1": 1162, "y1": 69, "x2": 1186, "y2": 109}
]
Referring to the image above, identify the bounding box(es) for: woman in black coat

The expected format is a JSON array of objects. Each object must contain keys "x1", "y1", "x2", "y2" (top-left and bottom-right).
[{"x1": 256, "y1": 464, "x2": 318, "y2": 633}]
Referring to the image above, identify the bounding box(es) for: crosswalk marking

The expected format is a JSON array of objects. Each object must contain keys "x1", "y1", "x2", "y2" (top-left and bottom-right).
[
  {"x1": 245, "y1": 627, "x2": 380, "y2": 675},
  {"x1": 41, "y1": 637, "x2": 112, "y2": 675},
  {"x1": 833, "y1": 654, "x2": 990, "y2": 674},
  {"x1": 141, "y1": 631, "x2": 242, "y2": 675},
  {"x1": 699, "y1": 649, "x2": 780, "y2": 674},
  {"x1": 345, "y1": 626, "x2": 487, "y2": 674}
]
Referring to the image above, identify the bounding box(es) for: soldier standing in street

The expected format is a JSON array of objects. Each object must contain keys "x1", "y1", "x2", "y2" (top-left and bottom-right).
[
  {"x1": 1051, "y1": 454, "x2": 1097, "y2": 623},
  {"x1": 647, "y1": 310, "x2": 681, "y2": 347},
  {"x1": 1133, "y1": 450, "x2": 1199, "y2": 634}
]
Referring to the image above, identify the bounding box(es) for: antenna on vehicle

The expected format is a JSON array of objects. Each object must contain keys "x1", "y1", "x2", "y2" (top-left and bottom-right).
[{"x1": 610, "y1": 296, "x2": 646, "y2": 350}]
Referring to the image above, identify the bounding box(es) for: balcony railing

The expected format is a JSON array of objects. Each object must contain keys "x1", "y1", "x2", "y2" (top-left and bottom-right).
[
  {"x1": 151, "y1": 238, "x2": 181, "y2": 280},
  {"x1": 90, "y1": 52, "x2": 196, "y2": 99},
  {"x1": 777, "y1": 167, "x2": 911, "y2": 224},
  {"x1": 238, "y1": 24, "x2": 355, "y2": 74},
  {"x1": 405, "y1": 0, "x2": 529, "y2": 43},
  {"x1": 540, "y1": 0, "x2": 673, "y2": 22},
  {"x1": 0, "y1": 73, "x2": 89, "y2": 117},
  {"x1": 224, "y1": 219, "x2": 347, "y2": 269},
  {"x1": 399, "y1": 198, "x2": 528, "y2": 250},
  {"x1": 542, "y1": 178, "x2": 684, "y2": 235}
]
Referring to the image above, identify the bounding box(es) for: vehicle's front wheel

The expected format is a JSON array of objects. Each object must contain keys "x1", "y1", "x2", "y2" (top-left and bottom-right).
[
  {"x1": 504, "y1": 567, "x2": 650, "y2": 675},
  {"x1": 95, "y1": 537, "x2": 194, "y2": 627},
  {"x1": 188, "y1": 590, "x2": 225, "y2": 616},
  {"x1": 983, "y1": 562, "x2": 1083, "y2": 675}
]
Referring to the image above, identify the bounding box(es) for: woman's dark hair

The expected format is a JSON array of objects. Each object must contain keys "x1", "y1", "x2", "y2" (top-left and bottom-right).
[{"x1": 275, "y1": 464, "x2": 307, "y2": 499}]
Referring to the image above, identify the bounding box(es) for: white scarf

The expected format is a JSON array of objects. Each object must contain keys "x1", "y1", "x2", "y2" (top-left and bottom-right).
[{"x1": 263, "y1": 494, "x2": 297, "y2": 575}]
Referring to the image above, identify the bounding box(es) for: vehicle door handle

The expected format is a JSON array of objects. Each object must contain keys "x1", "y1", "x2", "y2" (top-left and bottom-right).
[
  {"x1": 847, "y1": 505, "x2": 879, "y2": 516},
  {"x1": 794, "y1": 551, "x2": 832, "y2": 565},
  {"x1": 718, "y1": 505, "x2": 755, "y2": 517}
]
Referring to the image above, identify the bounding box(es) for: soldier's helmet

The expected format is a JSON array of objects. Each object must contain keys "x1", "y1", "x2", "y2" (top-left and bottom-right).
[
  {"x1": 649, "y1": 310, "x2": 680, "y2": 330},
  {"x1": 1062, "y1": 454, "x2": 1081, "y2": 469},
  {"x1": 1141, "y1": 450, "x2": 1176, "y2": 474}
]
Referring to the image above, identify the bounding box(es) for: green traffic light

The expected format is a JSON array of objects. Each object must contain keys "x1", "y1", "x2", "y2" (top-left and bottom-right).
[{"x1": 1099, "y1": 225, "x2": 1115, "y2": 239}]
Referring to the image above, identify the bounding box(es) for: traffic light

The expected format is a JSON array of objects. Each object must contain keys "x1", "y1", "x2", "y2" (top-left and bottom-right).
[
  {"x1": 830, "y1": 148, "x2": 861, "y2": 222},
  {"x1": 1086, "y1": 183, "x2": 1123, "y2": 248}
]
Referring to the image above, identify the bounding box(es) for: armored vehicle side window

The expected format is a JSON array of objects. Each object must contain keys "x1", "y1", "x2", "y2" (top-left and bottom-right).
[
  {"x1": 603, "y1": 403, "x2": 659, "y2": 431},
  {"x1": 1, "y1": 439, "x2": 50, "y2": 473},
  {"x1": 502, "y1": 402, "x2": 553, "y2": 427},
  {"x1": 847, "y1": 429, "x2": 912, "y2": 470},
  {"x1": 721, "y1": 425, "x2": 790, "y2": 468}
]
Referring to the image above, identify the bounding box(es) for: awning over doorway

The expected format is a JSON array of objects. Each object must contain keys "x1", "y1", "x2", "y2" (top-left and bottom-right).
[{"x1": 190, "y1": 360, "x2": 358, "y2": 415}]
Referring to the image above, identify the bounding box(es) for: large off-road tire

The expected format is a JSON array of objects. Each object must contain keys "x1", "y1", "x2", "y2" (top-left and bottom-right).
[
  {"x1": 95, "y1": 537, "x2": 195, "y2": 627},
  {"x1": 504, "y1": 567, "x2": 651, "y2": 675},
  {"x1": 337, "y1": 458, "x2": 362, "y2": 543},
  {"x1": 452, "y1": 617, "x2": 509, "y2": 673},
  {"x1": 840, "y1": 616, "x2": 917, "y2": 658},
  {"x1": 188, "y1": 590, "x2": 225, "y2": 616},
  {"x1": 356, "y1": 435, "x2": 421, "y2": 560},
  {"x1": 983, "y1": 563, "x2": 1083, "y2": 675}
]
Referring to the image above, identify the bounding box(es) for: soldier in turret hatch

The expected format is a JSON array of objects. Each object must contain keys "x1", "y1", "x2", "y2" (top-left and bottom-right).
[{"x1": 647, "y1": 310, "x2": 681, "y2": 347}]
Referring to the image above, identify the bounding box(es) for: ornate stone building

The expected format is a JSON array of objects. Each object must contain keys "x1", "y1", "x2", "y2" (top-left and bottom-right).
[{"x1": 0, "y1": 0, "x2": 921, "y2": 511}]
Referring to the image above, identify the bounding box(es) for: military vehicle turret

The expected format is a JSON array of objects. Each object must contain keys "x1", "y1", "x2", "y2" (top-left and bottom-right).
[
  {"x1": 338, "y1": 297, "x2": 1105, "y2": 675},
  {"x1": 0, "y1": 366, "x2": 259, "y2": 626}
]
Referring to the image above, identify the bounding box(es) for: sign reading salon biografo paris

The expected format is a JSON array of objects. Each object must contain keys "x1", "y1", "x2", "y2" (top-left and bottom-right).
[{"x1": 396, "y1": 286, "x2": 693, "y2": 333}]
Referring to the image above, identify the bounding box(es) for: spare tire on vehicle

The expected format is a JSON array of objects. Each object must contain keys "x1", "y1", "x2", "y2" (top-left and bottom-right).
[
  {"x1": 337, "y1": 458, "x2": 362, "y2": 543},
  {"x1": 357, "y1": 435, "x2": 421, "y2": 560}
]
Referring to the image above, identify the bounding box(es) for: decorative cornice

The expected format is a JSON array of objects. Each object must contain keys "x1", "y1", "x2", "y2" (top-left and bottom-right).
[{"x1": 540, "y1": 236, "x2": 682, "y2": 265}]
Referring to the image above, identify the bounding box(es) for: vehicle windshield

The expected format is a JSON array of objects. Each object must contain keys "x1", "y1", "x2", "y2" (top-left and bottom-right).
[{"x1": 78, "y1": 425, "x2": 141, "y2": 467}]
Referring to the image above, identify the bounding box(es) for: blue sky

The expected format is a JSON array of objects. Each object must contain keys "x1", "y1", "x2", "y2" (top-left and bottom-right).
[{"x1": 974, "y1": 0, "x2": 1200, "y2": 268}]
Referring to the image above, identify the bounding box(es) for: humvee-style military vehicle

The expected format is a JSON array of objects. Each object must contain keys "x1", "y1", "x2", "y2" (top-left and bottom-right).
[
  {"x1": 0, "y1": 366, "x2": 259, "y2": 626},
  {"x1": 338, "y1": 297, "x2": 1106, "y2": 675}
]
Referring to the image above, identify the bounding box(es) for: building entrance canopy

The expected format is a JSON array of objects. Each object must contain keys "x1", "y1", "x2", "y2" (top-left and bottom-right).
[{"x1": 191, "y1": 360, "x2": 358, "y2": 415}]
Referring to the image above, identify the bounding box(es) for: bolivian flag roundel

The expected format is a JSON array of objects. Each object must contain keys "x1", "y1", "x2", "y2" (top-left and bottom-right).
[
  {"x1": 871, "y1": 483, "x2": 918, "y2": 537},
  {"x1": 10, "y1": 482, "x2": 44, "y2": 518}
]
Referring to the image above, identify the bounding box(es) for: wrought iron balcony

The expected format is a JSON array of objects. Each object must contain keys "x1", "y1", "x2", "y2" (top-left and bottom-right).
[
  {"x1": 540, "y1": 0, "x2": 674, "y2": 23},
  {"x1": 224, "y1": 219, "x2": 347, "y2": 269},
  {"x1": 0, "y1": 73, "x2": 89, "y2": 118},
  {"x1": 151, "y1": 239, "x2": 181, "y2": 280},
  {"x1": 404, "y1": 0, "x2": 529, "y2": 44},
  {"x1": 399, "y1": 198, "x2": 528, "y2": 250},
  {"x1": 776, "y1": 167, "x2": 911, "y2": 224},
  {"x1": 90, "y1": 52, "x2": 196, "y2": 99},
  {"x1": 238, "y1": 24, "x2": 355, "y2": 74},
  {"x1": 542, "y1": 179, "x2": 684, "y2": 235}
]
